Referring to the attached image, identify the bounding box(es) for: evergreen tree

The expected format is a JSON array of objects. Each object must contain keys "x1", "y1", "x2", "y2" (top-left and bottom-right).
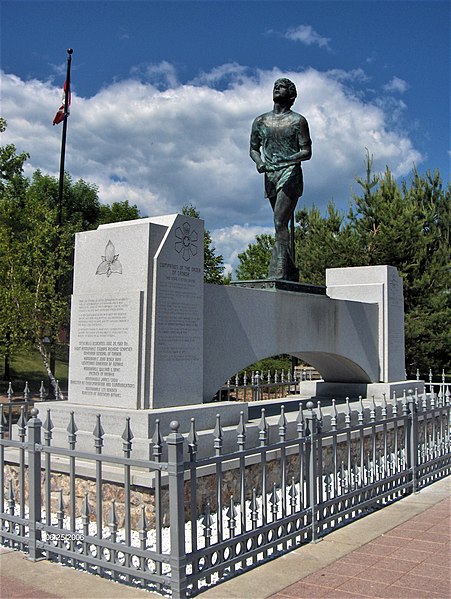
[
  {"x1": 348, "y1": 156, "x2": 450, "y2": 374},
  {"x1": 296, "y1": 202, "x2": 361, "y2": 285},
  {"x1": 236, "y1": 233, "x2": 274, "y2": 281}
]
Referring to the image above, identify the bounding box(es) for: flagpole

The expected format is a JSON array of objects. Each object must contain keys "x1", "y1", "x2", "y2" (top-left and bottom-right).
[
  {"x1": 49, "y1": 48, "x2": 72, "y2": 398},
  {"x1": 57, "y1": 48, "x2": 73, "y2": 227}
]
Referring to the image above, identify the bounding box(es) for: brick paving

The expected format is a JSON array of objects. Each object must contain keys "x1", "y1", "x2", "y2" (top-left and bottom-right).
[{"x1": 269, "y1": 497, "x2": 451, "y2": 599}]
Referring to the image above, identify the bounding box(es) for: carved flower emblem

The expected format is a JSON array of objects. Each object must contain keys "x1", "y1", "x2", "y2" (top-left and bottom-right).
[
  {"x1": 175, "y1": 222, "x2": 198, "y2": 261},
  {"x1": 96, "y1": 240, "x2": 122, "y2": 277}
]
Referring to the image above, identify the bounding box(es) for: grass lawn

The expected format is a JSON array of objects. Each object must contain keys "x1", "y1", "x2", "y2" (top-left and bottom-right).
[{"x1": 0, "y1": 347, "x2": 68, "y2": 396}]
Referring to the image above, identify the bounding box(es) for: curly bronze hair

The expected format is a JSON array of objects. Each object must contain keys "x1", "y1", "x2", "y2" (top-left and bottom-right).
[{"x1": 274, "y1": 78, "x2": 297, "y2": 107}]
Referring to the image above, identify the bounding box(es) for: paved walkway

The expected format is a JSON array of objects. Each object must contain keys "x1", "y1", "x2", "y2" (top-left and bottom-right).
[{"x1": 0, "y1": 477, "x2": 449, "y2": 599}]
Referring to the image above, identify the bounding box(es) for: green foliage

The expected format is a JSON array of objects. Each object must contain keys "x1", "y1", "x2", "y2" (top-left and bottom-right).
[
  {"x1": 0, "y1": 347, "x2": 68, "y2": 395},
  {"x1": 348, "y1": 156, "x2": 450, "y2": 374},
  {"x1": 0, "y1": 118, "x2": 29, "y2": 186},
  {"x1": 0, "y1": 120, "x2": 143, "y2": 383},
  {"x1": 98, "y1": 200, "x2": 142, "y2": 225},
  {"x1": 236, "y1": 233, "x2": 273, "y2": 281},
  {"x1": 241, "y1": 355, "x2": 292, "y2": 376},
  {"x1": 296, "y1": 202, "x2": 361, "y2": 285},
  {"x1": 181, "y1": 204, "x2": 226, "y2": 284}
]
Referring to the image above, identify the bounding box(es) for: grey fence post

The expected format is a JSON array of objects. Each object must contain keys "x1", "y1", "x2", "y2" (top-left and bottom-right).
[
  {"x1": 407, "y1": 390, "x2": 419, "y2": 493},
  {"x1": 305, "y1": 401, "x2": 318, "y2": 543},
  {"x1": 167, "y1": 420, "x2": 187, "y2": 599},
  {"x1": 27, "y1": 407, "x2": 42, "y2": 561}
]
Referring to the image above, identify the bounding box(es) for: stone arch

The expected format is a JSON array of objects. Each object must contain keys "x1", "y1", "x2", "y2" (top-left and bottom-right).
[{"x1": 203, "y1": 284, "x2": 379, "y2": 401}]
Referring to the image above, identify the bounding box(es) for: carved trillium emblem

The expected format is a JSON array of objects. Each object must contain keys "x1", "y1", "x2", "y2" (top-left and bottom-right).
[
  {"x1": 96, "y1": 240, "x2": 122, "y2": 277},
  {"x1": 175, "y1": 222, "x2": 198, "y2": 261}
]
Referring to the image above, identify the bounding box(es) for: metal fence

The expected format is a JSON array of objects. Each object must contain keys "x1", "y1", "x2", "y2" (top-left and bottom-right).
[
  {"x1": 215, "y1": 369, "x2": 300, "y2": 402},
  {"x1": 0, "y1": 380, "x2": 64, "y2": 438},
  {"x1": 214, "y1": 368, "x2": 449, "y2": 403},
  {"x1": 418, "y1": 368, "x2": 450, "y2": 397},
  {"x1": 0, "y1": 388, "x2": 450, "y2": 598}
]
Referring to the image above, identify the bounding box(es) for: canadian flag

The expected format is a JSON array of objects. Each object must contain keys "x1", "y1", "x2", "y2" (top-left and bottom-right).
[{"x1": 52, "y1": 81, "x2": 71, "y2": 125}]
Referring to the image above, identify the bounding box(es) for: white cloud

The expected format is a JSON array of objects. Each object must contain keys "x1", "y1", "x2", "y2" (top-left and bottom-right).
[
  {"x1": 130, "y1": 60, "x2": 179, "y2": 89},
  {"x1": 284, "y1": 25, "x2": 331, "y2": 49},
  {"x1": 1, "y1": 66, "x2": 423, "y2": 274},
  {"x1": 383, "y1": 76, "x2": 409, "y2": 94}
]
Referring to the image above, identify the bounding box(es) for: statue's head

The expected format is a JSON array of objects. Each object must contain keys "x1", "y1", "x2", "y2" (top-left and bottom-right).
[{"x1": 273, "y1": 78, "x2": 297, "y2": 108}]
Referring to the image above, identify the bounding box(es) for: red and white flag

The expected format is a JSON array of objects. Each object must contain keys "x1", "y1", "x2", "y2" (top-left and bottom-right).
[{"x1": 52, "y1": 81, "x2": 71, "y2": 125}]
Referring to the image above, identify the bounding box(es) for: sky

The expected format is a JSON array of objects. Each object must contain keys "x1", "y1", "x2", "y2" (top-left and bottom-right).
[{"x1": 1, "y1": 0, "x2": 449, "y2": 274}]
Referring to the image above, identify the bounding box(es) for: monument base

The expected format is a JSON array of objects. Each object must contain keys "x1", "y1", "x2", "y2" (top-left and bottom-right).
[
  {"x1": 299, "y1": 380, "x2": 425, "y2": 401},
  {"x1": 231, "y1": 279, "x2": 326, "y2": 294},
  {"x1": 31, "y1": 400, "x2": 247, "y2": 458}
]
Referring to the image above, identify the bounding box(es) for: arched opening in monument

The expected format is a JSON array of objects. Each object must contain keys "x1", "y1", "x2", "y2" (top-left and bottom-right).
[
  {"x1": 212, "y1": 354, "x2": 322, "y2": 402},
  {"x1": 210, "y1": 350, "x2": 372, "y2": 403}
]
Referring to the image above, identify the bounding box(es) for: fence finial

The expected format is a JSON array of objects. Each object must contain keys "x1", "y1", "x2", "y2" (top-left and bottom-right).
[
  {"x1": 331, "y1": 399, "x2": 337, "y2": 430},
  {"x1": 93, "y1": 414, "x2": 104, "y2": 453},
  {"x1": 237, "y1": 411, "x2": 246, "y2": 450},
  {"x1": 214, "y1": 414, "x2": 223, "y2": 454},
  {"x1": 67, "y1": 411, "x2": 78, "y2": 448},
  {"x1": 188, "y1": 418, "x2": 198, "y2": 459},
  {"x1": 258, "y1": 408, "x2": 268, "y2": 446},
  {"x1": 122, "y1": 417, "x2": 134, "y2": 456},
  {"x1": 297, "y1": 402, "x2": 305, "y2": 437},
  {"x1": 278, "y1": 405, "x2": 287, "y2": 441}
]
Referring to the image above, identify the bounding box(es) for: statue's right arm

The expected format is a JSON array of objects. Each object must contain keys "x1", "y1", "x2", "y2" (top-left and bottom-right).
[{"x1": 249, "y1": 119, "x2": 266, "y2": 172}]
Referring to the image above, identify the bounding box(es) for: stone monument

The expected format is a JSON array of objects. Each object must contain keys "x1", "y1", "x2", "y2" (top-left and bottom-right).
[
  {"x1": 35, "y1": 212, "x2": 420, "y2": 457},
  {"x1": 68, "y1": 214, "x2": 204, "y2": 409}
]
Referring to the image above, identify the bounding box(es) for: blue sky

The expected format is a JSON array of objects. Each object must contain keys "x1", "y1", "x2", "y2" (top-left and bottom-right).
[{"x1": 1, "y1": 0, "x2": 449, "y2": 273}]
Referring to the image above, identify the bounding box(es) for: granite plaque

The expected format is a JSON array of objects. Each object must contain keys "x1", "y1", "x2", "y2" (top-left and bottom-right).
[
  {"x1": 150, "y1": 216, "x2": 204, "y2": 407},
  {"x1": 69, "y1": 290, "x2": 143, "y2": 408}
]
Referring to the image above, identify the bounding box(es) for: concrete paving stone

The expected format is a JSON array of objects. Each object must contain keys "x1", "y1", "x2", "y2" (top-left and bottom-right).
[
  {"x1": 428, "y1": 523, "x2": 451, "y2": 534},
  {"x1": 387, "y1": 521, "x2": 431, "y2": 534},
  {"x1": 311, "y1": 558, "x2": 370, "y2": 577},
  {"x1": 335, "y1": 577, "x2": 389, "y2": 596},
  {"x1": 392, "y1": 571, "x2": 445, "y2": 592},
  {"x1": 324, "y1": 590, "x2": 367, "y2": 598},
  {"x1": 372, "y1": 556, "x2": 421, "y2": 573},
  {"x1": 422, "y1": 552, "x2": 451, "y2": 568},
  {"x1": 0, "y1": 575, "x2": 61, "y2": 598},
  {"x1": 296, "y1": 571, "x2": 351, "y2": 589},
  {"x1": 0, "y1": 549, "x2": 155, "y2": 599},
  {"x1": 388, "y1": 546, "x2": 431, "y2": 563},
  {"x1": 388, "y1": 528, "x2": 449, "y2": 542},
  {"x1": 430, "y1": 576, "x2": 451, "y2": 592},
  {"x1": 354, "y1": 566, "x2": 405, "y2": 585},
  {"x1": 378, "y1": 584, "x2": 436, "y2": 598},
  {"x1": 269, "y1": 581, "x2": 332, "y2": 598},
  {"x1": 351, "y1": 542, "x2": 397, "y2": 557},
  {"x1": 409, "y1": 538, "x2": 450, "y2": 553},
  {"x1": 368, "y1": 533, "x2": 411, "y2": 547},
  {"x1": 335, "y1": 552, "x2": 384, "y2": 568},
  {"x1": 399, "y1": 585, "x2": 450, "y2": 598},
  {"x1": 383, "y1": 526, "x2": 422, "y2": 539}
]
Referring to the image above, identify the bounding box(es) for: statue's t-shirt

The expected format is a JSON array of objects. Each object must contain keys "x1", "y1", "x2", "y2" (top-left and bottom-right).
[{"x1": 250, "y1": 110, "x2": 311, "y2": 199}]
